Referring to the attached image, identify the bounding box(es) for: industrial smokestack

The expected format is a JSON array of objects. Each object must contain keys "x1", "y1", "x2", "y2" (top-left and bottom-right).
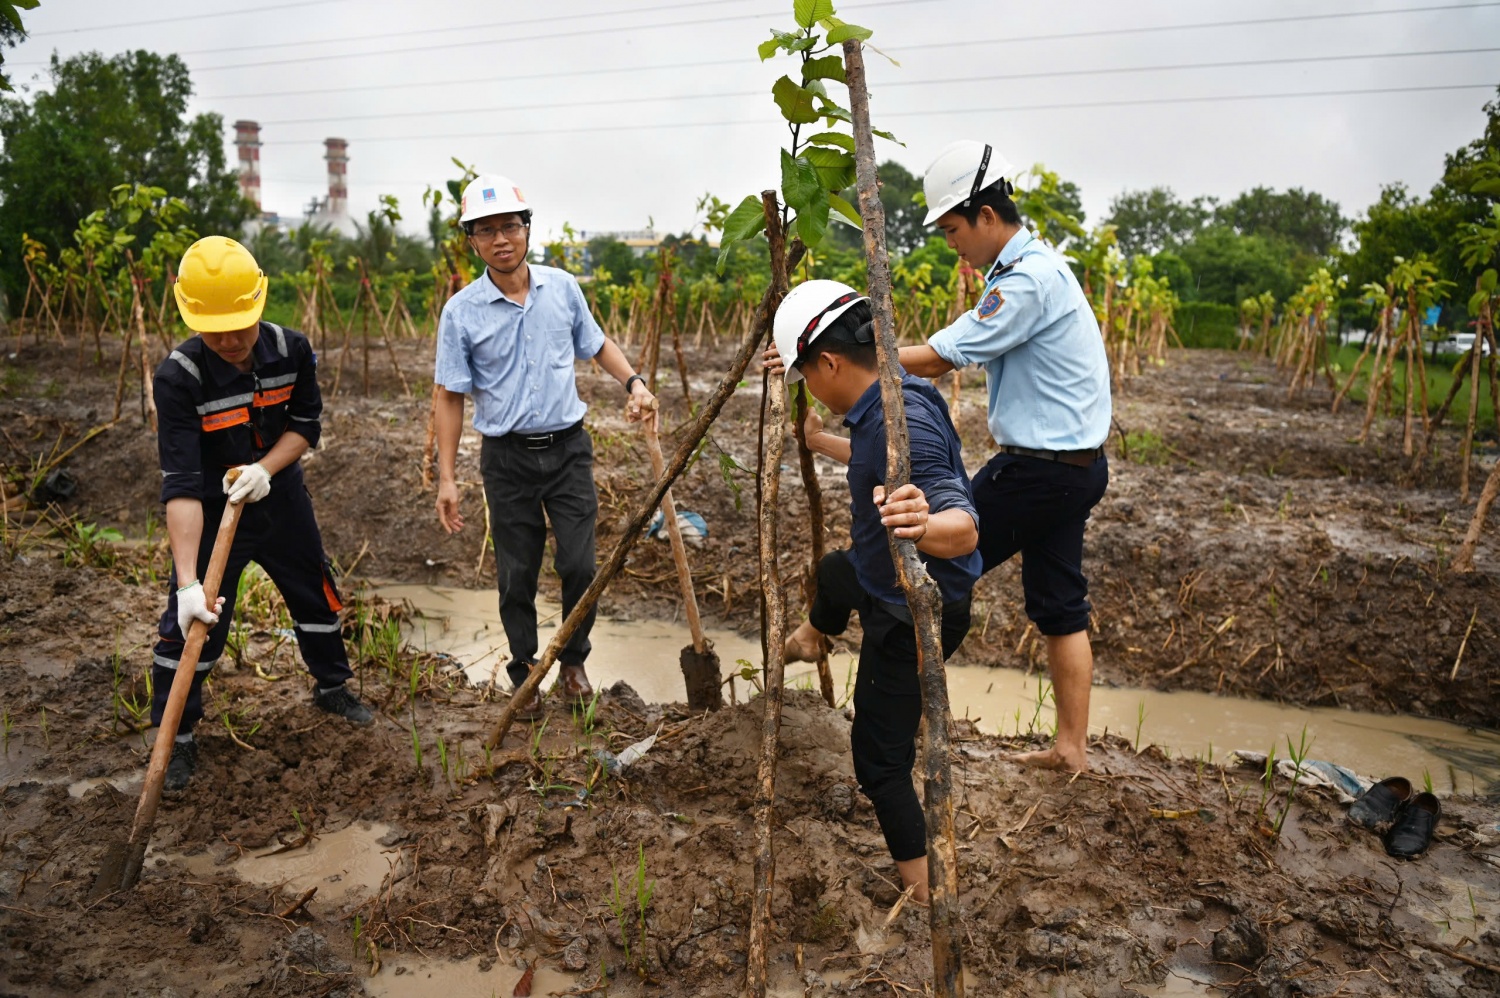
[
  {"x1": 324, "y1": 137, "x2": 348, "y2": 216},
  {"x1": 234, "y1": 119, "x2": 262, "y2": 209}
]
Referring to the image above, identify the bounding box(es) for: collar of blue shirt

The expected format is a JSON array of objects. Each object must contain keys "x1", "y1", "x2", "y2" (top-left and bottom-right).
[
  {"x1": 478, "y1": 264, "x2": 548, "y2": 306},
  {"x1": 986, "y1": 227, "x2": 1036, "y2": 282},
  {"x1": 841, "y1": 370, "x2": 911, "y2": 430}
]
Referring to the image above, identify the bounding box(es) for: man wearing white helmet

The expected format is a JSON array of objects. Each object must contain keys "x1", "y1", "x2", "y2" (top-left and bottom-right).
[
  {"x1": 433, "y1": 174, "x2": 655, "y2": 716},
  {"x1": 766, "y1": 280, "x2": 980, "y2": 903},
  {"x1": 901, "y1": 141, "x2": 1112, "y2": 774}
]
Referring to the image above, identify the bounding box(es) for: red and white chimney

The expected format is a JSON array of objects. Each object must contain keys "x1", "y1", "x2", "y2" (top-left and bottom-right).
[
  {"x1": 324, "y1": 137, "x2": 348, "y2": 216},
  {"x1": 234, "y1": 120, "x2": 262, "y2": 209}
]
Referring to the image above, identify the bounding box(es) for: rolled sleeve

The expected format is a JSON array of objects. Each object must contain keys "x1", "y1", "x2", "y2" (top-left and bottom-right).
[
  {"x1": 928, "y1": 273, "x2": 1046, "y2": 368},
  {"x1": 155, "y1": 374, "x2": 204, "y2": 503},
  {"x1": 434, "y1": 302, "x2": 474, "y2": 394},
  {"x1": 569, "y1": 278, "x2": 606, "y2": 360},
  {"x1": 908, "y1": 416, "x2": 978, "y2": 527},
  {"x1": 285, "y1": 338, "x2": 323, "y2": 449}
]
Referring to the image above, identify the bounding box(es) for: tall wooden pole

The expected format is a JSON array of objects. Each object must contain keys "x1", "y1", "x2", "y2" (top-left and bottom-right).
[
  {"x1": 793, "y1": 384, "x2": 836, "y2": 708},
  {"x1": 844, "y1": 37, "x2": 966, "y2": 997},
  {"x1": 746, "y1": 192, "x2": 791, "y2": 998}
]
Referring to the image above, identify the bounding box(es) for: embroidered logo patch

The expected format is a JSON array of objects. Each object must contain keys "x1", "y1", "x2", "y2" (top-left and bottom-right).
[
  {"x1": 482, "y1": 187, "x2": 497, "y2": 202},
  {"x1": 977, "y1": 289, "x2": 1004, "y2": 320}
]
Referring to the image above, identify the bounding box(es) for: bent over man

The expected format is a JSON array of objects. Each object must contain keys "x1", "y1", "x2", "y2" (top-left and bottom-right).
[
  {"x1": 152, "y1": 236, "x2": 374, "y2": 793},
  {"x1": 767, "y1": 280, "x2": 981, "y2": 903},
  {"x1": 433, "y1": 174, "x2": 655, "y2": 716},
  {"x1": 902, "y1": 140, "x2": 1112, "y2": 773}
]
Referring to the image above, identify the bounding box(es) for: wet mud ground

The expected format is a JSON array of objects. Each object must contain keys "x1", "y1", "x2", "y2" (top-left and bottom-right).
[{"x1": 1, "y1": 334, "x2": 1499, "y2": 996}]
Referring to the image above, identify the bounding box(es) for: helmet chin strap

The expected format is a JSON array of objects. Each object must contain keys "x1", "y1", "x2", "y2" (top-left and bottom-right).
[{"x1": 961, "y1": 144, "x2": 1014, "y2": 206}]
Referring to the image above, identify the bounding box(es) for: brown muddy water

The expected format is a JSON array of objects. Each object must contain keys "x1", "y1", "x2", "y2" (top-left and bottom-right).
[{"x1": 381, "y1": 584, "x2": 1500, "y2": 797}]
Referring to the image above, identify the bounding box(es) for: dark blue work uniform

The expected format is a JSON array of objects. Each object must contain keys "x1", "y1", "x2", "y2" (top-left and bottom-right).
[
  {"x1": 807, "y1": 373, "x2": 980, "y2": 862},
  {"x1": 150, "y1": 321, "x2": 352, "y2": 733}
]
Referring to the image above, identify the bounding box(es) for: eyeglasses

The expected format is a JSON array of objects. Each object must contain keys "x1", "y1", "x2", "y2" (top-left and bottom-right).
[{"x1": 471, "y1": 221, "x2": 527, "y2": 241}]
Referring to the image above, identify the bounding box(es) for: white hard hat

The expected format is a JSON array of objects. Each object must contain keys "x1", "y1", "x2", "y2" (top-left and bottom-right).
[
  {"x1": 773, "y1": 279, "x2": 869, "y2": 384},
  {"x1": 459, "y1": 173, "x2": 531, "y2": 225},
  {"x1": 921, "y1": 140, "x2": 1016, "y2": 225}
]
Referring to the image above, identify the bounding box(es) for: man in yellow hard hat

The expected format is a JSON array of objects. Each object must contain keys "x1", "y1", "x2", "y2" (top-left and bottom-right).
[{"x1": 150, "y1": 235, "x2": 373, "y2": 793}]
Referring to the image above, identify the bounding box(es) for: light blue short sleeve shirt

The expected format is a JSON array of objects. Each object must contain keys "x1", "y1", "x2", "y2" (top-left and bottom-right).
[
  {"x1": 927, "y1": 229, "x2": 1112, "y2": 451},
  {"x1": 434, "y1": 264, "x2": 607, "y2": 436}
]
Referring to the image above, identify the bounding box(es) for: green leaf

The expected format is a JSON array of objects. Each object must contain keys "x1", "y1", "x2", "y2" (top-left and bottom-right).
[
  {"x1": 828, "y1": 192, "x2": 862, "y2": 229},
  {"x1": 757, "y1": 37, "x2": 782, "y2": 61},
  {"x1": 805, "y1": 131, "x2": 855, "y2": 152},
  {"x1": 1472, "y1": 177, "x2": 1500, "y2": 197},
  {"x1": 794, "y1": 204, "x2": 830, "y2": 248},
  {"x1": 446, "y1": 179, "x2": 462, "y2": 201},
  {"x1": 772, "y1": 75, "x2": 820, "y2": 125},
  {"x1": 803, "y1": 145, "x2": 856, "y2": 192},
  {"x1": 781, "y1": 149, "x2": 824, "y2": 218},
  {"x1": 815, "y1": 100, "x2": 851, "y2": 124},
  {"x1": 872, "y1": 127, "x2": 903, "y2": 146},
  {"x1": 716, "y1": 195, "x2": 767, "y2": 274},
  {"x1": 826, "y1": 21, "x2": 873, "y2": 43},
  {"x1": 1480, "y1": 268, "x2": 1498, "y2": 294},
  {"x1": 801, "y1": 54, "x2": 846, "y2": 84},
  {"x1": 794, "y1": 0, "x2": 833, "y2": 29},
  {"x1": 1470, "y1": 289, "x2": 1489, "y2": 315}
]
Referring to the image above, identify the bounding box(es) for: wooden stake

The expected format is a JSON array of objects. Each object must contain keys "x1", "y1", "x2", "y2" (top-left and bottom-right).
[
  {"x1": 1449, "y1": 606, "x2": 1478, "y2": 679},
  {"x1": 845, "y1": 37, "x2": 965, "y2": 998},
  {"x1": 746, "y1": 193, "x2": 791, "y2": 998},
  {"x1": 1452, "y1": 454, "x2": 1500, "y2": 573},
  {"x1": 482, "y1": 207, "x2": 804, "y2": 750},
  {"x1": 792, "y1": 383, "x2": 836, "y2": 709}
]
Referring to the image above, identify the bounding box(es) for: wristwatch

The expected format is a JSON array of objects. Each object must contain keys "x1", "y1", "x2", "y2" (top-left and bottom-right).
[{"x1": 625, "y1": 374, "x2": 646, "y2": 395}]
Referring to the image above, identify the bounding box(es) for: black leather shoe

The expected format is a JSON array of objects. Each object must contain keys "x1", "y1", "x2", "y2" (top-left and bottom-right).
[
  {"x1": 1384, "y1": 792, "x2": 1441, "y2": 858},
  {"x1": 1348, "y1": 776, "x2": 1411, "y2": 828},
  {"x1": 164, "y1": 739, "x2": 198, "y2": 792},
  {"x1": 313, "y1": 685, "x2": 375, "y2": 726}
]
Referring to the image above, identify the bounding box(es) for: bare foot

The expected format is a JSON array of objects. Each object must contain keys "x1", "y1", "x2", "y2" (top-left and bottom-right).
[
  {"x1": 783, "y1": 620, "x2": 825, "y2": 663},
  {"x1": 1011, "y1": 746, "x2": 1089, "y2": 773}
]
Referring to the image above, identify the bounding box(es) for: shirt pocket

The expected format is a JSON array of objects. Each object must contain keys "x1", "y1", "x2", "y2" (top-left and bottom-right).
[{"x1": 543, "y1": 325, "x2": 577, "y2": 367}]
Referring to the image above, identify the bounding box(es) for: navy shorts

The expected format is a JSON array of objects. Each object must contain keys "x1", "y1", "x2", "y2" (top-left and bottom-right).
[{"x1": 971, "y1": 453, "x2": 1109, "y2": 636}]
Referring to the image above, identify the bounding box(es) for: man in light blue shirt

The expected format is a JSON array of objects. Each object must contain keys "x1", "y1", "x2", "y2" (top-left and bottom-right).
[
  {"x1": 433, "y1": 174, "x2": 654, "y2": 717},
  {"x1": 901, "y1": 141, "x2": 1111, "y2": 773}
]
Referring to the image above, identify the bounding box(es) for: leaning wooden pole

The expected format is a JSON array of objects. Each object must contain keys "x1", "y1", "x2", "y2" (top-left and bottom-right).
[
  {"x1": 793, "y1": 383, "x2": 836, "y2": 708},
  {"x1": 746, "y1": 192, "x2": 792, "y2": 998},
  {"x1": 844, "y1": 37, "x2": 965, "y2": 998},
  {"x1": 484, "y1": 199, "x2": 804, "y2": 750}
]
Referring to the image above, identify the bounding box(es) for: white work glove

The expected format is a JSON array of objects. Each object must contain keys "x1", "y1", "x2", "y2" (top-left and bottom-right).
[
  {"x1": 176, "y1": 580, "x2": 224, "y2": 638},
  {"x1": 223, "y1": 462, "x2": 272, "y2": 504}
]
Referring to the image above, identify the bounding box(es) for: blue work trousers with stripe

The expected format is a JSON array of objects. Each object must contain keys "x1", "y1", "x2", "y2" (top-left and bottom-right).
[{"x1": 151, "y1": 468, "x2": 352, "y2": 733}]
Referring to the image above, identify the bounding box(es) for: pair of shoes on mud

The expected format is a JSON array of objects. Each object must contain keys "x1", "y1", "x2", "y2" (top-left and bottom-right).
[
  {"x1": 509, "y1": 664, "x2": 593, "y2": 723},
  {"x1": 1347, "y1": 776, "x2": 1441, "y2": 858}
]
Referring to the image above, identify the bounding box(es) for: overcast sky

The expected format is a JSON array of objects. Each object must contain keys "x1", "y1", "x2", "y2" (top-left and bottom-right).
[{"x1": 7, "y1": 0, "x2": 1499, "y2": 243}]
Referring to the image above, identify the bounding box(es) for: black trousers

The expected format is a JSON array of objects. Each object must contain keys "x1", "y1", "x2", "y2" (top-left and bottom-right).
[
  {"x1": 971, "y1": 453, "x2": 1109, "y2": 636},
  {"x1": 809, "y1": 549, "x2": 971, "y2": 862},
  {"x1": 151, "y1": 474, "x2": 352, "y2": 733},
  {"x1": 480, "y1": 429, "x2": 598, "y2": 688}
]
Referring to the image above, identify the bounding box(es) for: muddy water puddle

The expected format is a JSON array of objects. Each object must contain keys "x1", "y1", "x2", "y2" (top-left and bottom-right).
[
  {"x1": 383, "y1": 585, "x2": 1500, "y2": 796},
  {"x1": 166, "y1": 821, "x2": 395, "y2": 902},
  {"x1": 364, "y1": 958, "x2": 575, "y2": 998}
]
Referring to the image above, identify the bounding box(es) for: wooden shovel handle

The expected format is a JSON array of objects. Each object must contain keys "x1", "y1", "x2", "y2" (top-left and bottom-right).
[
  {"x1": 643, "y1": 406, "x2": 705, "y2": 652},
  {"x1": 119, "y1": 485, "x2": 247, "y2": 889}
]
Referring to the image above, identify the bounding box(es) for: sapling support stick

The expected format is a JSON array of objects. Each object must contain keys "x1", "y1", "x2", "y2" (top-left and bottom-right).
[
  {"x1": 745, "y1": 194, "x2": 792, "y2": 998},
  {"x1": 483, "y1": 194, "x2": 803, "y2": 750},
  {"x1": 844, "y1": 37, "x2": 966, "y2": 998},
  {"x1": 792, "y1": 383, "x2": 836, "y2": 708}
]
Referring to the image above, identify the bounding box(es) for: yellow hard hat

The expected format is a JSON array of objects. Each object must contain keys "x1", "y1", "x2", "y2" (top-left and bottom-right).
[{"x1": 174, "y1": 236, "x2": 269, "y2": 333}]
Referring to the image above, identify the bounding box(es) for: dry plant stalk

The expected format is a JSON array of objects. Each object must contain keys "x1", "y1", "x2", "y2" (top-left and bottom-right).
[
  {"x1": 844, "y1": 36, "x2": 965, "y2": 998},
  {"x1": 746, "y1": 193, "x2": 792, "y2": 997},
  {"x1": 792, "y1": 383, "x2": 836, "y2": 707}
]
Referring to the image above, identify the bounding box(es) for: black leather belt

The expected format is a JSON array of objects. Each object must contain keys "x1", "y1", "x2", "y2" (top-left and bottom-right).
[
  {"x1": 506, "y1": 420, "x2": 583, "y2": 450},
  {"x1": 1000, "y1": 444, "x2": 1105, "y2": 468}
]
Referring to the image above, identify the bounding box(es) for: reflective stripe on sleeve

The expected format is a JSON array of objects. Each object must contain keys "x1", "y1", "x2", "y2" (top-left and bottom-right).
[
  {"x1": 265, "y1": 322, "x2": 288, "y2": 357},
  {"x1": 170, "y1": 350, "x2": 202, "y2": 383},
  {"x1": 294, "y1": 621, "x2": 342, "y2": 634},
  {"x1": 154, "y1": 653, "x2": 218, "y2": 673}
]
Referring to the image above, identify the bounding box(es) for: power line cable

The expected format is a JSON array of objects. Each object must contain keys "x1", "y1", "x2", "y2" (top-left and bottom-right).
[
  {"x1": 254, "y1": 83, "x2": 1496, "y2": 147},
  {"x1": 17, "y1": 0, "x2": 1494, "y2": 73},
  {"x1": 255, "y1": 47, "x2": 1500, "y2": 127},
  {"x1": 9, "y1": 0, "x2": 936, "y2": 70},
  {"x1": 28, "y1": 0, "x2": 351, "y2": 36}
]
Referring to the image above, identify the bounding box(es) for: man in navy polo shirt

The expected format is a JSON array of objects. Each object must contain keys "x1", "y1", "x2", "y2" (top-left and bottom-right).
[
  {"x1": 433, "y1": 174, "x2": 655, "y2": 717},
  {"x1": 767, "y1": 279, "x2": 980, "y2": 904},
  {"x1": 901, "y1": 141, "x2": 1112, "y2": 773}
]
